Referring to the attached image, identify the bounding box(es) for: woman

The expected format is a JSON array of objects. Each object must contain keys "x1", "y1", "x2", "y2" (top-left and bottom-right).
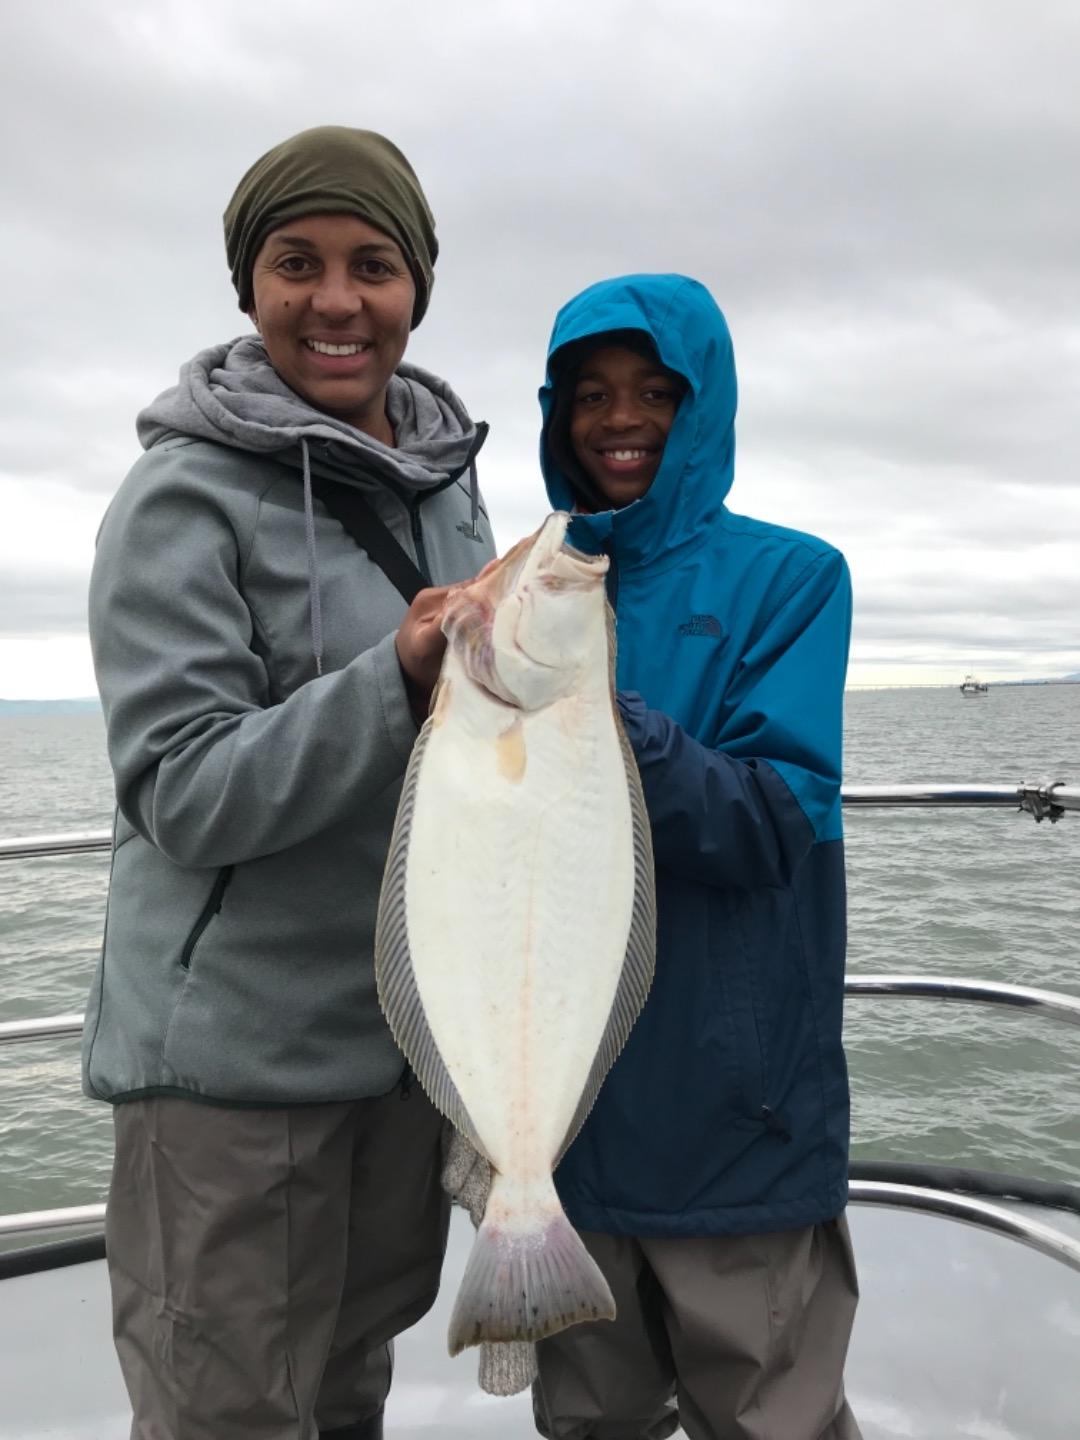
[
  {"x1": 84, "y1": 126, "x2": 495, "y2": 1440},
  {"x1": 531, "y1": 275, "x2": 859, "y2": 1440}
]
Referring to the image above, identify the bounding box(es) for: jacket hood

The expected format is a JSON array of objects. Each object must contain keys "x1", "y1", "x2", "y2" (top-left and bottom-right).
[
  {"x1": 539, "y1": 275, "x2": 737, "y2": 570},
  {"x1": 138, "y1": 333, "x2": 480, "y2": 494},
  {"x1": 137, "y1": 332, "x2": 486, "y2": 681}
]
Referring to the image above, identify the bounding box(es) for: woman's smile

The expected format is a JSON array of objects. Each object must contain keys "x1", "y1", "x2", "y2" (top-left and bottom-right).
[{"x1": 304, "y1": 337, "x2": 374, "y2": 357}]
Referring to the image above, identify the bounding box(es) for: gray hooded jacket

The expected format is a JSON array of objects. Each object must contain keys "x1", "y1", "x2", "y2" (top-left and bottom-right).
[{"x1": 83, "y1": 335, "x2": 496, "y2": 1105}]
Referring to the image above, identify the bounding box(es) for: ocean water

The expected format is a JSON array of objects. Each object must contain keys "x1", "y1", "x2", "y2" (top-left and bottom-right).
[{"x1": 0, "y1": 685, "x2": 1078, "y2": 1231}]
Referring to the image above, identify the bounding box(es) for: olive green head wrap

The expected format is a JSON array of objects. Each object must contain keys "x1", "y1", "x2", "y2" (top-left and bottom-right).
[{"x1": 224, "y1": 126, "x2": 438, "y2": 328}]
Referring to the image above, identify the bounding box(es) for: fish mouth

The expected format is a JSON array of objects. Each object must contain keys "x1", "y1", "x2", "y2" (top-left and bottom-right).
[
  {"x1": 556, "y1": 540, "x2": 608, "y2": 577},
  {"x1": 455, "y1": 516, "x2": 607, "y2": 608},
  {"x1": 527, "y1": 516, "x2": 608, "y2": 587}
]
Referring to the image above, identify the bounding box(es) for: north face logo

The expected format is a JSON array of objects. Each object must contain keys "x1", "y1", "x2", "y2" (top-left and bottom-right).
[{"x1": 678, "y1": 614, "x2": 725, "y2": 639}]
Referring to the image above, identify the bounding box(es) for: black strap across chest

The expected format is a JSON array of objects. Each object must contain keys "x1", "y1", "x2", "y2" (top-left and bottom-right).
[{"x1": 311, "y1": 478, "x2": 427, "y2": 605}]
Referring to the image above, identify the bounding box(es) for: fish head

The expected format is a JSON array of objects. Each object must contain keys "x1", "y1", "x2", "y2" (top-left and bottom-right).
[{"x1": 443, "y1": 512, "x2": 610, "y2": 710}]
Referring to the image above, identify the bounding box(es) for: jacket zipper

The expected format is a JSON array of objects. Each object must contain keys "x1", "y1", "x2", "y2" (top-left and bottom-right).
[
  {"x1": 408, "y1": 501, "x2": 432, "y2": 584},
  {"x1": 180, "y1": 866, "x2": 234, "y2": 969},
  {"x1": 604, "y1": 544, "x2": 619, "y2": 609},
  {"x1": 746, "y1": 983, "x2": 790, "y2": 1137},
  {"x1": 743, "y1": 928, "x2": 791, "y2": 1141}
]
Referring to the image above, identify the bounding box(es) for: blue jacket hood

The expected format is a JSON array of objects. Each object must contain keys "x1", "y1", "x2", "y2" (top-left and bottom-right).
[{"x1": 540, "y1": 274, "x2": 737, "y2": 571}]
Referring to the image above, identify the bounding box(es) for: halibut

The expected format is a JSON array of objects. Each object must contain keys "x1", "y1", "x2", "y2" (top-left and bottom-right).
[{"x1": 375, "y1": 512, "x2": 656, "y2": 1354}]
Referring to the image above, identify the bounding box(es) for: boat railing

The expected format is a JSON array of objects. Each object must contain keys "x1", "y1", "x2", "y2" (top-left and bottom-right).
[
  {"x1": 0, "y1": 831, "x2": 115, "y2": 860},
  {"x1": 6, "y1": 976, "x2": 1080, "y2": 1055},
  {"x1": 2, "y1": 784, "x2": 1079, "y2": 1265},
  {"x1": 6, "y1": 973, "x2": 1080, "y2": 1268},
  {"x1": 1, "y1": 782, "x2": 1078, "y2": 866},
  {"x1": 843, "y1": 781, "x2": 1079, "y2": 822}
]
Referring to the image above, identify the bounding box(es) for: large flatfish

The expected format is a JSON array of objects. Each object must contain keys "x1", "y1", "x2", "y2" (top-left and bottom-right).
[{"x1": 375, "y1": 511, "x2": 656, "y2": 1354}]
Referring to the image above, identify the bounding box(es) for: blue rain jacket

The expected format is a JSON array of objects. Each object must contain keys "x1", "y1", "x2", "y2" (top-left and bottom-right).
[{"x1": 541, "y1": 276, "x2": 852, "y2": 1237}]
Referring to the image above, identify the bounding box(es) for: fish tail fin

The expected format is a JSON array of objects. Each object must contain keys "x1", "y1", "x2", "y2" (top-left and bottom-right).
[{"x1": 447, "y1": 1197, "x2": 614, "y2": 1355}]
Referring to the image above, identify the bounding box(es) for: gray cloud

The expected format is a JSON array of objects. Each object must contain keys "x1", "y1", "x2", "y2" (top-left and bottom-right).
[
  {"x1": 0, "y1": 573, "x2": 90, "y2": 634},
  {"x1": 1, "y1": 0, "x2": 1078, "y2": 682}
]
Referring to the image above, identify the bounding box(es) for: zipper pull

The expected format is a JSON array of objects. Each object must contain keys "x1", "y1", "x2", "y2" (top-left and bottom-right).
[{"x1": 760, "y1": 1106, "x2": 792, "y2": 1144}]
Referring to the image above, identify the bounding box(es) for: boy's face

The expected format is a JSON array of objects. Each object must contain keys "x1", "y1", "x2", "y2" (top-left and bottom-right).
[{"x1": 568, "y1": 345, "x2": 683, "y2": 508}]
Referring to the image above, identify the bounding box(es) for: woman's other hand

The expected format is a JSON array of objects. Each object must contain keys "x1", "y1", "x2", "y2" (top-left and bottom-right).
[{"x1": 396, "y1": 586, "x2": 453, "y2": 721}]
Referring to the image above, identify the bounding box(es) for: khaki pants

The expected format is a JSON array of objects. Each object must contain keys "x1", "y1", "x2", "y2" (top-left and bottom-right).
[
  {"x1": 533, "y1": 1218, "x2": 861, "y2": 1440},
  {"x1": 106, "y1": 1085, "x2": 449, "y2": 1440}
]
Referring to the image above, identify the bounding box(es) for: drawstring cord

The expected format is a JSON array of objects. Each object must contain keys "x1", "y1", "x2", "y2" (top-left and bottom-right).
[
  {"x1": 468, "y1": 459, "x2": 480, "y2": 540},
  {"x1": 464, "y1": 421, "x2": 489, "y2": 539},
  {"x1": 300, "y1": 438, "x2": 325, "y2": 678}
]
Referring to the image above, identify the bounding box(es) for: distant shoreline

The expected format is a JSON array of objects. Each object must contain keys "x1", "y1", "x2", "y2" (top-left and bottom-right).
[
  {"x1": 3, "y1": 677, "x2": 1078, "y2": 714},
  {"x1": 847, "y1": 678, "x2": 1080, "y2": 691},
  {"x1": 0, "y1": 698, "x2": 103, "y2": 715}
]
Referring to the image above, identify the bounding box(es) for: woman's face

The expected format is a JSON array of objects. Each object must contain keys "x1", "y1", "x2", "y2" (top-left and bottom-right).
[
  {"x1": 249, "y1": 213, "x2": 416, "y2": 442},
  {"x1": 567, "y1": 345, "x2": 683, "y2": 508}
]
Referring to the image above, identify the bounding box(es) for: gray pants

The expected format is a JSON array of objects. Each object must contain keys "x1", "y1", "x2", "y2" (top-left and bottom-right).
[
  {"x1": 106, "y1": 1085, "x2": 449, "y2": 1440},
  {"x1": 533, "y1": 1218, "x2": 861, "y2": 1440}
]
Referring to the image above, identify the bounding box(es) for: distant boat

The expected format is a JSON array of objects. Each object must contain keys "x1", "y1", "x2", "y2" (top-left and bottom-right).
[{"x1": 960, "y1": 674, "x2": 989, "y2": 697}]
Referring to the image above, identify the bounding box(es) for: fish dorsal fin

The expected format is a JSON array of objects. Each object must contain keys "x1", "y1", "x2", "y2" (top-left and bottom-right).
[
  {"x1": 553, "y1": 604, "x2": 657, "y2": 1165},
  {"x1": 375, "y1": 716, "x2": 488, "y2": 1159}
]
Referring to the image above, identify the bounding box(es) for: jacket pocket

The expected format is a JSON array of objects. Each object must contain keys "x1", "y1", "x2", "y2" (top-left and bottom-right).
[
  {"x1": 735, "y1": 886, "x2": 812, "y2": 1142},
  {"x1": 179, "y1": 866, "x2": 233, "y2": 970},
  {"x1": 706, "y1": 889, "x2": 767, "y2": 1125},
  {"x1": 720, "y1": 889, "x2": 790, "y2": 1135}
]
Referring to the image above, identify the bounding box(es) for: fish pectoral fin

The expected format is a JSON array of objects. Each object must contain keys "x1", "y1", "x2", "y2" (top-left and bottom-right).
[{"x1": 442, "y1": 1129, "x2": 494, "y2": 1228}]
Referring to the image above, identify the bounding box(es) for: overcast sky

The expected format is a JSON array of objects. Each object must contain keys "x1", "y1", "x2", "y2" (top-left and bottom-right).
[{"x1": 2, "y1": 0, "x2": 1078, "y2": 697}]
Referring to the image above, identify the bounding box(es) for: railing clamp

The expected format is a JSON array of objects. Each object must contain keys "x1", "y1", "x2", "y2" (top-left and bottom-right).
[{"x1": 1018, "y1": 779, "x2": 1067, "y2": 824}]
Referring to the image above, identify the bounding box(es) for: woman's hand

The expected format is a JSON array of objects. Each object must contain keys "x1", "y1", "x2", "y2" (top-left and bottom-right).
[{"x1": 396, "y1": 585, "x2": 453, "y2": 722}]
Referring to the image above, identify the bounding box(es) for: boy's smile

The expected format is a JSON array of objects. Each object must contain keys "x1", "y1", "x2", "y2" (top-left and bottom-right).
[{"x1": 568, "y1": 345, "x2": 684, "y2": 508}]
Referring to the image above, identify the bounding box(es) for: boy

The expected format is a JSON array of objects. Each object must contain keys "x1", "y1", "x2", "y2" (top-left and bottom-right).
[{"x1": 533, "y1": 275, "x2": 860, "y2": 1440}]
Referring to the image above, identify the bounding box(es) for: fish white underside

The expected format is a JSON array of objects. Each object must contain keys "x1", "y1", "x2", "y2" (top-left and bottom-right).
[
  {"x1": 375, "y1": 563, "x2": 656, "y2": 1350},
  {"x1": 404, "y1": 647, "x2": 635, "y2": 1186}
]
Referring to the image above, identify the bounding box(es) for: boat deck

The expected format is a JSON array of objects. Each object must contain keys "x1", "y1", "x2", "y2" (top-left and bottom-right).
[{"x1": 4, "y1": 1198, "x2": 1080, "y2": 1439}]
